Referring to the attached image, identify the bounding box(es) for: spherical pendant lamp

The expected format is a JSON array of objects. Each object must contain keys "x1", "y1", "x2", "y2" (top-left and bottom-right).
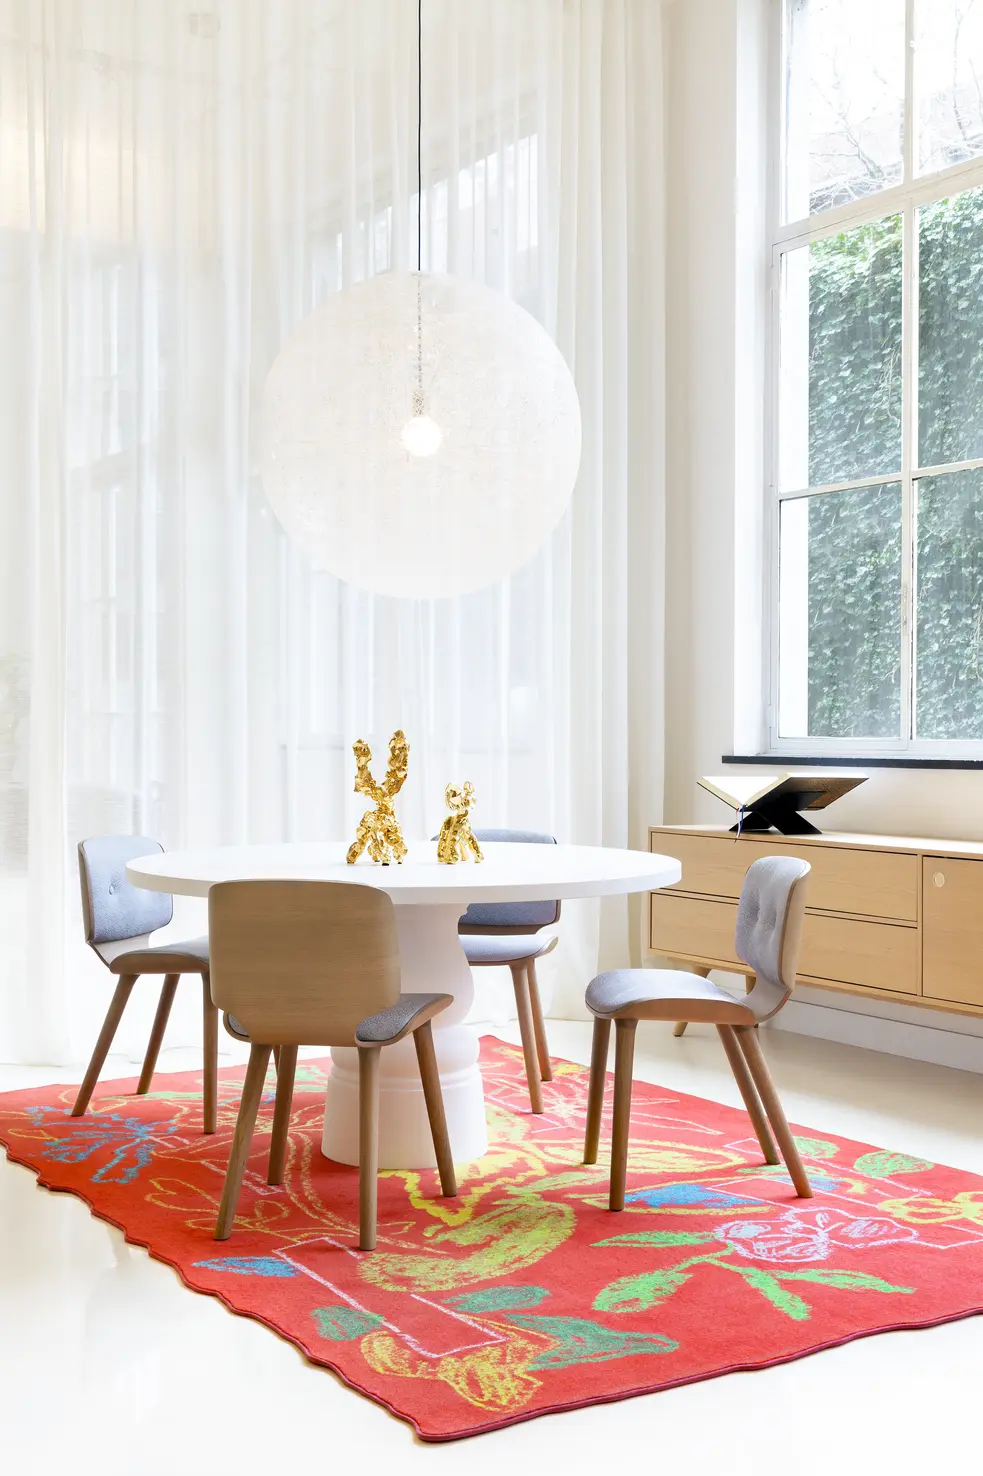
[
  {"x1": 258, "y1": 0, "x2": 581, "y2": 600},
  {"x1": 259, "y1": 272, "x2": 581, "y2": 598}
]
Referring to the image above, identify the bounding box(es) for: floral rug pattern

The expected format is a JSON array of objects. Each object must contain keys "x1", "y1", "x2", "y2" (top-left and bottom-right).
[{"x1": 1, "y1": 1038, "x2": 982, "y2": 1439}]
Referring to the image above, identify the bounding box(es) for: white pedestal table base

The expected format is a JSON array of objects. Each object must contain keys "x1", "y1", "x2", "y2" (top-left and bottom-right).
[{"x1": 320, "y1": 902, "x2": 489, "y2": 1168}]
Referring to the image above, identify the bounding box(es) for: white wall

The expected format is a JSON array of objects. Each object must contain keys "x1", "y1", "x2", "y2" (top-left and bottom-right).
[{"x1": 661, "y1": 0, "x2": 983, "y2": 1071}]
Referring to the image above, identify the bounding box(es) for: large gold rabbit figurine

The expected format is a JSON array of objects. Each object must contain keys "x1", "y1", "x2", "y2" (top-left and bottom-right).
[
  {"x1": 345, "y1": 730, "x2": 409, "y2": 865},
  {"x1": 436, "y1": 781, "x2": 484, "y2": 864}
]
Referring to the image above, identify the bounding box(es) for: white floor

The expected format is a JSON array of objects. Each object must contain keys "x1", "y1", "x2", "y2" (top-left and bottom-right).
[{"x1": 1, "y1": 1021, "x2": 982, "y2": 1476}]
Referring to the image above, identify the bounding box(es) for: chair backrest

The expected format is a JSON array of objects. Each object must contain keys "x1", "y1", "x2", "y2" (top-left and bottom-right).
[
  {"x1": 735, "y1": 855, "x2": 811, "y2": 1020},
  {"x1": 207, "y1": 880, "x2": 401, "y2": 1047},
  {"x1": 458, "y1": 829, "x2": 559, "y2": 933},
  {"x1": 78, "y1": 836, "x2": 173, "y2": 948}
]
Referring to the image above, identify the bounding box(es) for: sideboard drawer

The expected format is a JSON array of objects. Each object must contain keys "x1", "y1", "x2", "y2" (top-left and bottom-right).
[
  {"x1": 655, "y1": 831, "x2": 918, "y2": 921},
  {"x1": 663, "y1": 834, "x2": 753, "y2": 900},
  {"x1": 650, "y1": 893, "x2": 742, "y2": 968},
  {"x1": 750, "y1": 842, "x2": 917, "y2": 922},
  {"x1": 798, "y1": 915, "x2": 919, "y2": 995}
]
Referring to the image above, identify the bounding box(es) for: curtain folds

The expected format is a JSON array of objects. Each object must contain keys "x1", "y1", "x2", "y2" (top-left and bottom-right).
[{"x1": 0, "y1": 0, "x2": 665, "y2": 1064}]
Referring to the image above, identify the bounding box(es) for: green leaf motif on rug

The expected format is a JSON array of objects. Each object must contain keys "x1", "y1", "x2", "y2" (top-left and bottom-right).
[
  {"x1": 505, "y1": 1314, "x2": 678, "y2": 1370},
  {"x1": 446, "y1": 1285, "x2": 551, "y2": 1313},
  {"x1": 853, "y1": 1150, "x2": 935, "y2": 1178},
  {"x1": 776, "y1": 1269, "x2": 914, "y2": 1295},
  {"x1": 592, "y1": 1231, "x2": 716, "y2": 1249},
  {"x1": 593, "y1": 1268, "x2": 691, "y2": 1313},
  {"x1": 792, "y1": 1136, "x2": 840, "y2": 1160},
  {"x1": 734, "y1": 1267, "x2": 812, "y2": 1321},
  {"x1": 312, "y1": 1305, "x2": 384, "y2": 1340}
]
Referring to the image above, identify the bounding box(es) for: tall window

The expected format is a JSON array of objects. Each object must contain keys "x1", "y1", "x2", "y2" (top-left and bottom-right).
[{"x1": 774, "y1": 0, "x2": 983, "y2": 752}]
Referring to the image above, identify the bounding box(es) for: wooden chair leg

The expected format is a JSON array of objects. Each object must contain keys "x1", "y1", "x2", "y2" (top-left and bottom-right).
[
  {"x1": 527, "y1": 961, "x2": 553, "y2": 1081},
  {"x1": 267, "y1": 1044, "x2": 298, "y2": 1186},
  {"x1": 510, "y1": 964, "x2": 544, "y2": 1114},
  {"x1": 71, "y1": 975, "x2": 138, "y2": 1118},
  {"x1": 202, "y1": 974, "x2": 218, "y2": 1134},
  {"x1": 609, "y1": 1018, "x2": 638, "y2": 1211},
  {"x1": 413, "y1": 1022, "x2": 457, "y2": 1198},
  {"x1": 583, "y1": 1016, "x2": 611, "y2": 1165},
  {"x1": 215, "y1": 1043, "x2": 272, "y2": 1240},
  {"x1": 717, "y1": 1023, "x2": 779, "y2": 1165},
  {"x1": 137, "y1": 974, "x2": 179, "y2": 1094},
  {"x1": 672, "y1": 1020, "x2": 688, "y2": 1037},
  {"x1": 358, "y1": 1046, "x2": 381, "y2": 1250},
  {"x1": 736, "y1": 1026, "x2": 813, "y2": 1197}
]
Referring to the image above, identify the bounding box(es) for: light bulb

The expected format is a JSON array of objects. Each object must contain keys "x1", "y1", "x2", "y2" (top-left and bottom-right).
[{"x1": 401, "y1": 413, "x2": 444, "y2": 457}]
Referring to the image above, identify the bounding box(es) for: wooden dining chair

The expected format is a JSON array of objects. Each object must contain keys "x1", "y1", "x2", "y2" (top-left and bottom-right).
[
  {"x1": 583, "y1": 855, "x2": 812, "y2": 1209},
  {"x1": 456, "y1": 829, "x2": 560, "y2": 1114},
  {"x1": 73, "y1": 836, "x2": 217, "y2": 1130},
  {"x1": 208, "y1": 879, "x2": 458, "y2": 1249}
]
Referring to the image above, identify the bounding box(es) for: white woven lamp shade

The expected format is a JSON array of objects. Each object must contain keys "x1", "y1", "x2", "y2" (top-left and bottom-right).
[{"x1": 259, "y1": 271, "x2": 582, "y2": 599}]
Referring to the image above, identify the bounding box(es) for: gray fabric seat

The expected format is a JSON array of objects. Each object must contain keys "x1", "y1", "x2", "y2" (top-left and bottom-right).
[
  {"x1": 586, "y1": 967, "x2": 751, "y2": 1023},
  {"x1": 223, "y1": 1012, "x2": 250, "y2": 1041},
  {"x1": 461, "y1": 933, "x2": 557, "y2": 967},
  {"x1": 229, "y1": 993, "x2": 452, "y2": 1048},
  {"x1": 356, "y1": 991, "x2": 455, "y2": 1044},
  {"x1": 583, "y1": 855, "x2": 813, "y2": 1211},
  {"x1": 73, "y1": 836, "x2": 218, "y2": 1132}
]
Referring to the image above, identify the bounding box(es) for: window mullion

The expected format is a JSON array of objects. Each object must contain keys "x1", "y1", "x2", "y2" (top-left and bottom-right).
[
  {"x1": 901, "y1": 197, "x2": 917, "y2": 747},
  {"x1": 904, "y1": 0, "x2": 915, "y2": 184}
]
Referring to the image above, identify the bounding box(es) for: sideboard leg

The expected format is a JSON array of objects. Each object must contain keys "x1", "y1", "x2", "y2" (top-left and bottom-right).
[{"x1": 672, "y1": 1020, "x2": 688, "y2": 1037}]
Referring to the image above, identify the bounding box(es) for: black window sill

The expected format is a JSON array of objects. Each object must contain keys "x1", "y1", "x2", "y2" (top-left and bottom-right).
[{"x1": 723, "y1": 754, "x2": 983, "y2": 771}]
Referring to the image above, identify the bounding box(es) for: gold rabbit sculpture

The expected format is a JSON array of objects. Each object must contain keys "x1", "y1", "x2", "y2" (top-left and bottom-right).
[
  {"x1": 346, "y1": 730, "x2": 409, "y2": 865},
  {"x1": 436, "y1": 781, "x2": 484, "y2": 864}
]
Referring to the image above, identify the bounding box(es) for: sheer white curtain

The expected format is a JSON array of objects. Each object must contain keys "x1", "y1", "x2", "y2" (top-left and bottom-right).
[{"x1": 0, "y1": 0, "x2": 664, "y2": 1065}]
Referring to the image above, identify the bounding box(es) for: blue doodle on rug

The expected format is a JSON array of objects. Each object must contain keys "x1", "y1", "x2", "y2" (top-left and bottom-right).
[
  {"x1": 195, "y1": 1256, "x2": 300, "y2": 1277},
  {"x1": 625, "y1": 1183, "x2": 767, "y2": 1210},
  {"x1": 25, "y1": 1106, "x2": 177, "y2": 1185}
]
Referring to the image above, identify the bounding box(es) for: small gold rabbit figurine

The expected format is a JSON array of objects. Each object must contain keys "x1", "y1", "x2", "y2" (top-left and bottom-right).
[
  {"x1": 436, "y1": 781, "x2": 483, "y2": 864},
  {"x1": 346, "y1": 730, "x2": 409, "y2": 865}
]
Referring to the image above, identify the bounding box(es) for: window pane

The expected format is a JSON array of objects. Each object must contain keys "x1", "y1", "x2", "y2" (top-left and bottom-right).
[
  {"x1": 916, "y1": 1, "x2": 983, "y2": 175},
  {"x1": 784, "y1": 0, "x2": 905, "y2": 221},
  {"x1": 919, "y1": 185, "x2": 983, "y2": 467},
  {"x1": 779, "y1": 484, "x2": 902, "y2": 739},
  {"x1": 916, "y1": 468, "x2": 983, "y2": 739},
  {"x1": 780, "y1": 217, "x2": 902, "y2": 490}
]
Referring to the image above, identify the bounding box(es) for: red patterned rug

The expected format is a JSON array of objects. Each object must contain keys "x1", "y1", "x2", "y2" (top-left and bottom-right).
[{"x1": 1, "y1": 1037, "x2": 982, "y2": 1440}]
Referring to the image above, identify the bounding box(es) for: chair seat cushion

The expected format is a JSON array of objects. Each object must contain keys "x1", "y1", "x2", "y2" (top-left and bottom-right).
[
  {"x1": 461, "y1": 934, "x2": 557, "y2": 966},
  {"x1": 109, "y1": 935, "x2": 210, "y2": 975},
  {"x1": 355, "y1": 992, "x2": 452, "y2": 1045},
  {"x1": 223, "y1": 1012, "x2": 249, "y2": 1041},
  {"x1": 586, "y1": 968, "x2": 753, "y2": 1024}
]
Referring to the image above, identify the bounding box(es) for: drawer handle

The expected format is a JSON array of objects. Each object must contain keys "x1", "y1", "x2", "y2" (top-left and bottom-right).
[{"x1": 933, "y1": 871, "x2": 946, "y2": 888}]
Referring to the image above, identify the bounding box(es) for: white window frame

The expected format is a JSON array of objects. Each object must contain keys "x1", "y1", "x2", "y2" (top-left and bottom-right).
[{"x1": 766, "y1": 0, "x2": 983, "y2": 759}]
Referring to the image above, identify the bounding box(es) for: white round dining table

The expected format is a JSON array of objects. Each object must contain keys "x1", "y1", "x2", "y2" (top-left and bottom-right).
[{"x1": 127, "y1": 841, "x2": 681, "y2": 1169}]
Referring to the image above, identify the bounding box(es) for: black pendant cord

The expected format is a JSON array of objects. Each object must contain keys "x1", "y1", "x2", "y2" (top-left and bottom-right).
[
  {"x1": 413, "y1": 0, "x2": 424, "y2": 411},
  {"x1": 416, "y1": 0, "x2": 423, "y2": 273}
]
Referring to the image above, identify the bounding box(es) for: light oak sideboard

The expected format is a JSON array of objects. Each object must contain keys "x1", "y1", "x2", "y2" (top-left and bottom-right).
[{"x1": 649, "y1": 825, "x2": 983, "y2": 1017}]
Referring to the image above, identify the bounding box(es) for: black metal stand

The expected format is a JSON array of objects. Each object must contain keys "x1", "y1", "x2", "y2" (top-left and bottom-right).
[{"x1": 728, "y1": 794, "x2": 825, "y2": 837}]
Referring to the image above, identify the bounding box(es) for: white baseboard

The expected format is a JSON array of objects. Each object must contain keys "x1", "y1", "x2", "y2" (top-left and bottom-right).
[{"x1": 767, "y1": 986, "x2": 983, "y2": 1075}]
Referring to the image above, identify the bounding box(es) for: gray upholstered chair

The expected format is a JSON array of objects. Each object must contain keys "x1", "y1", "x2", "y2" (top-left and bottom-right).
[
  {"x1": 208, "y1": 879, "x2": 457, "y2": 1249},
  {"x1": 74, "y1": 836, "x2": 216, "y2": 1130},
  {"x1": 458, "y1": 829, "x2": 559, "y2": 1114},
  {"x1": 583, "y1": 855, "x2": 812, "y2": 1210}
]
